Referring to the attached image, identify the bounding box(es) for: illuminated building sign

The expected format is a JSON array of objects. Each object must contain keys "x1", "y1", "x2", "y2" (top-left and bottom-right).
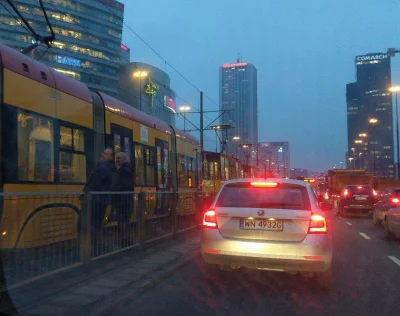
[
  {"x1": 222, "y1": 62, "x2": 248, "y2": 68},
  {"x1": 145, "y1": 81, "x2": 159, "y2": 96},
  {"x1": 164, "y1": 96, "x2": 176, "y2": 113},
  {"x1": 356, "y1": 54, "x2": 388, "y2": 61},
  {"x1": 121, "y1": 44, "x2": 129, "y2": 51},
  {"x1": 56, "y1": 55, "x2": 81, "y2": 67}
]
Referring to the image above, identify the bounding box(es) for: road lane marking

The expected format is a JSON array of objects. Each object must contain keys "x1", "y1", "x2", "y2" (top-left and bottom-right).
[
  {"x1": 359, "y1": 232, "x2": 370, "y2": 240},
  {"x1": 346, "y1": 222, "x2": 352, "y2": 226},
  {"x1": 388, "y1": 256, "x2": 400, "y2": 267}
]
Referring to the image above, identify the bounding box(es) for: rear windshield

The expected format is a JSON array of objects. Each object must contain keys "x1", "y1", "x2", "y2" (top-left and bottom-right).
[
  {"x1": 216, "y1": 183, "x2": 311, "y2": 210},
  {"x1": 347, "y1": 185, "x2": 373, "y2": 195}
]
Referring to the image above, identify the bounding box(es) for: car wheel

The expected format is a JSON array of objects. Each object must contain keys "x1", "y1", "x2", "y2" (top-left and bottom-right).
[
  {"x1": 372, "y1": 210, "x2": 381, "y2": 226},
  {"x1": 315, "y1": 265, "x2": 332, "y2": 291},
  {"x1": 383, "y1": 218, "x2": 393, "y2": 240}
]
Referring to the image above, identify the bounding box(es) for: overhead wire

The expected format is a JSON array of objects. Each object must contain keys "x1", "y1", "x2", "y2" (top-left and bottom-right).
[
  {"x1": 0, "y1": 2, "x2": 35, "y2": 37},
  {"x1": 97, "y1": 0, "x2": 222, "y2": 116}
]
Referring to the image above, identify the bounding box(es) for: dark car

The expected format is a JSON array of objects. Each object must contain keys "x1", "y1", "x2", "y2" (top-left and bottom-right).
[
  {"x1": 372, "y1": 187, "x2": 400, "y2": 226},
  {"x1": 337, "y1": 185, "x2": 378, "y2": 217}
]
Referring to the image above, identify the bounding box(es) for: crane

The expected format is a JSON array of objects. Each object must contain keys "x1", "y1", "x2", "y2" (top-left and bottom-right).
[{"x1": 388, "y1": 48, "x2": 400, "y2": 57}]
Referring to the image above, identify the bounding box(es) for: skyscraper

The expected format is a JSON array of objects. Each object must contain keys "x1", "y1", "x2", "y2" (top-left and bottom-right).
[
  {"x1": 219, "y1": 61, "x2": 258, "y2": 161},
  {"x1": 346, "y1": 53, "x2": 394, "y2": 178},
  {"x1": 0, "y1": 0, "x2": 124, "y2": 96}
]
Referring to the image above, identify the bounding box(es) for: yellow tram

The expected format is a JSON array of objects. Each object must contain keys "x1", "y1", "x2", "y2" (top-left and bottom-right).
[{"x1": 0, "y1": 43, "x2": 200, "y2": 249}]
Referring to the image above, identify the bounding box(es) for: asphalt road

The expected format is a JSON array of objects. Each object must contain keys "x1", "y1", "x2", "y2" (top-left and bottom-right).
[{"x1": 114, "y1": 212, "x2": 400, "y2": 316}]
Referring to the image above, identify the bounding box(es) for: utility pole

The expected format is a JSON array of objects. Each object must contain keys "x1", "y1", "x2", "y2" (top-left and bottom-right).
[{"x1": 200, "y1": 91, "x2": 204, "y2": 153}]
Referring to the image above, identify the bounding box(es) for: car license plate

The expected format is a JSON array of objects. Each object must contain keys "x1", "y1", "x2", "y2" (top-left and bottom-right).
[
  {"x1": 240, "y1": 219, "x2": 283, "y2": 231},
  {"x1": 355, "y1": 196, "x2": 368, "y2": 200}
]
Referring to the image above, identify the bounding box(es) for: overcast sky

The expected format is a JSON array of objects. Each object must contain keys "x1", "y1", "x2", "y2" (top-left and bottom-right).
[{"x1": 119, "y1": 0, "x2": 400, "y2": 172}]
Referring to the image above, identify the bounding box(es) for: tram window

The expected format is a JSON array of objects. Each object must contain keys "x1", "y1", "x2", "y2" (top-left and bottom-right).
[
  {"x1": 145, "y1": 147, "x2": 155, "y2": 186},
  {"x1": 114, "y1": 133, "x2": 121, "y2": 156},
  {"x1": 188, "y1": 157, "x2": 194, "y2": 187},
  {"x1": 60, "y1": 126, "x2": 73, "y2": 149},
  {"x1": 163, "y1": 148, "x2": 169, "y2": 186},
  {"x1": 59, "y1": 152, "x2": 86, "y2": 183},
  {"x1": 135, "y1": 145, "x2": 145, "y2": 185},
  {"x1": 59, "y1": 125, "x2": 86, "y2": 183},
  {"x1": 157, "y1": 146, "x2": 162, "y2": 186},
  {"x1": 17, "y1": 111, "x2": 54, "y2": 182},
  {"x1": 178, "y1": 155, "x2": 187, "y2": 187},
  {"x1": 124, "y1": 137, "x2": 131, "y2": 162}
]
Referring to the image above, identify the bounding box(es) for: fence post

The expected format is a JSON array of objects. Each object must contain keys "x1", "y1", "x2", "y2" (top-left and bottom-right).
[
  {"x1": 171, "y1": 192, "x2": 178, "y2": 238},
  {"x1": 80, "y1": 192, "x2": 92, "y2": 264},
  {"x1": 137, "y1": 192, "x2": 146, "y2": 244}
]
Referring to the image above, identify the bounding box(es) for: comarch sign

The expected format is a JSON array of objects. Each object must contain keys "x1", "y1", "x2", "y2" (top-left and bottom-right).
[{"x1": 356, "y1": 54, "x2": 388, "y2": 62}]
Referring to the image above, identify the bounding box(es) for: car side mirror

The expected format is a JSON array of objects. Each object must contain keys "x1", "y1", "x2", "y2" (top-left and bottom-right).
[{"x1": 320, "y1": 201, "x2": 332, "y2": 211}]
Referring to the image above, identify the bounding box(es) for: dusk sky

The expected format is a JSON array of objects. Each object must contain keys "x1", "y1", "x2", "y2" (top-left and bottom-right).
[{"x1": 119, "y1": 0, "x2": 400, "y2": 172}]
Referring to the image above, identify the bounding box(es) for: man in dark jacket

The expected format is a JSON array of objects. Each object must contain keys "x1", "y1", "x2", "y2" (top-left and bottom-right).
[
  {"x1": 83, "y1": 147, "x2": 117, "y2": 236},
  {"x1": 113, "y1": 152, "x2": 134, "y2": 246}
]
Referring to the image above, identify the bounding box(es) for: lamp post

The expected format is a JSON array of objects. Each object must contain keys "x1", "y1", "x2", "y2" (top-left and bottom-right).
[
  {"x1": 348, "y1": 157, "x2": 354, "y2": 169},
  {"x1": 369, "y1": 118, "x2": 378, "y2": 174},
  {"x1": 390, "y1": 86, "x2": 400, "y2": 179},
  {"x1": 354, "y1": 140, "x2": 363, "y2": 168},
  {"x1": 232, "y1": 136, "x2": 240, "y2": 158},
  {"x1": 133, "y1": 70, "x2": 148, "y2": 111},
  {"x1": 179, "y1": 105, "x2": 191, "y2": 131}
]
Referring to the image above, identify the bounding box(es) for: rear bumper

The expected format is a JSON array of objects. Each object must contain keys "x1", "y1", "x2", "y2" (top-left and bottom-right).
[{"x1": 201, "y1": 228, "x2": 332, "y2": 272}]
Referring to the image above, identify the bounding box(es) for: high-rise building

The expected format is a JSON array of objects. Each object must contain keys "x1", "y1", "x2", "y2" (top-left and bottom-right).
[
  {"x1": 219, "y1": 61, "x2": 258, "y2": 161},
  {"x1": 118, "y1": 62, "x2": 176, "y2": 126},
  {"x1": 255, "y1": 142, "x2": 290, "y2": 178},
  {"x1": 346, "y1": 53, "x2": 394, "y2": 178},
  {"x1": 120, "y1": 43, "x2": 130, "y2": 65},
  {"x1": 0, "y1": 0, "x2": 124, "y2": 96}
]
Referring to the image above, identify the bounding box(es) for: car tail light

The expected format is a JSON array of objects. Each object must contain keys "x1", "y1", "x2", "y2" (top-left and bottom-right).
[
  {"x1": 203, "y1": 210, "x2": 217, "y2": 228},
  {"x1": 250, "y1": 182, "x2": 278, "y2": 188},
  {"x1": 343, "y1": 189, "x2": 349, "y2": 197},
  {"x1": 308, "y1": 213, "x2": 327, "y2": 234},
  {"x1": 392, "y1": 198, "x2": 400, "y2": 204},
  {"x1": 373, "y1": 189, "x2": 378, "y2": 196},
  {"x1": 357, "y1": 186, "x2": 363, "y2": 189},
  {"x1": 324, "y1": 192, "x2": 329, "y2": 200}
]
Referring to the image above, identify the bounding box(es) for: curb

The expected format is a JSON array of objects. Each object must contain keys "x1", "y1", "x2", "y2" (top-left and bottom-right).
[{"x1": 76, "y1": 247, "x2": 202, "y2": 316}]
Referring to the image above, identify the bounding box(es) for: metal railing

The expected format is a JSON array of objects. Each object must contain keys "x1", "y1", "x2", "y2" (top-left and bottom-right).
[{"x1": 0, "y1": 191, "x2": 202, "y2": 286}]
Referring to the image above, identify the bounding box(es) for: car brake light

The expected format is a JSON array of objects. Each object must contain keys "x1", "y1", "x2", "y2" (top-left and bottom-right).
[
  {"x1": 357, "y1": 186, "x2": 363, "y2": 189},
  {"x1": 250, "y1": 182, "x2": 278, "y2": 187},
  {"x1": 343, "y1": 189, "x2": 349, "y2": 196},
  {"x1": 203, "y1": 210, "x2": 217, "y2": 228},
  {"x1": 308, "y1": 213, "x2": 327, "y2": 234},
  {"x1": 373, "y1": 189, "x2": 378, "y2": 196},
  {"x1": 392, "y1": 198, "x2": 400, "y2": 204}
]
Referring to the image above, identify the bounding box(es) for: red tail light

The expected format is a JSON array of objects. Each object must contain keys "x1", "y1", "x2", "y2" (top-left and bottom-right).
[
  {"x1": 250, "y1": 182, "x2": 278, "y2": 188},
  {"x1": 373, "y1": 189, "x2": 378, "y2": 196},
  {"x1": 308, "y1": 213, "x2": 327, "y2": 234},
  {"x1": 203, "y1": 210, "x2": 217, "y2": 228},
  {"x1": 392, "y1": 198, "x2": 400, "y2": 204},
  {"x1": 343, "y1": 189, "x2": 349, "y2": 197}
]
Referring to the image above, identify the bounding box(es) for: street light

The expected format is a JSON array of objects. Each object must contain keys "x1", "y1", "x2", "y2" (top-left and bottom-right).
[
  {"x1": 211, "y1": 124, "x2": 231, "y2": 153},
  {"x1": 348, "y1": 157, "x2": 354, "y2": 169},
  {"x1": 390, "y1": 85, "x2": 400, "y2": 179},
  {"x1": 179, "y1": 105, "x2": 191, "y2": 131},
  {"x1": 232, "y1": 136, "x2": 240, "y2": 158},
  {"x1": 369, "y1": 118, "x2": 378, "y2": 174},
  {"x1": 133, "y1": 70, "x2": 148, "y2": 111},
  {"x1": 354, "y1": 140, "x2": 363, "y2": 169}
]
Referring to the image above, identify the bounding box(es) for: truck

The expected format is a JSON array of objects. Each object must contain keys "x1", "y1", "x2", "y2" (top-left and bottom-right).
[
  {"x1": 373, "y1": 177, "x2": 400, "y2": 191},
  {"x1": 327, "y1": 169, "x2": 374, "y2": 208}
]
